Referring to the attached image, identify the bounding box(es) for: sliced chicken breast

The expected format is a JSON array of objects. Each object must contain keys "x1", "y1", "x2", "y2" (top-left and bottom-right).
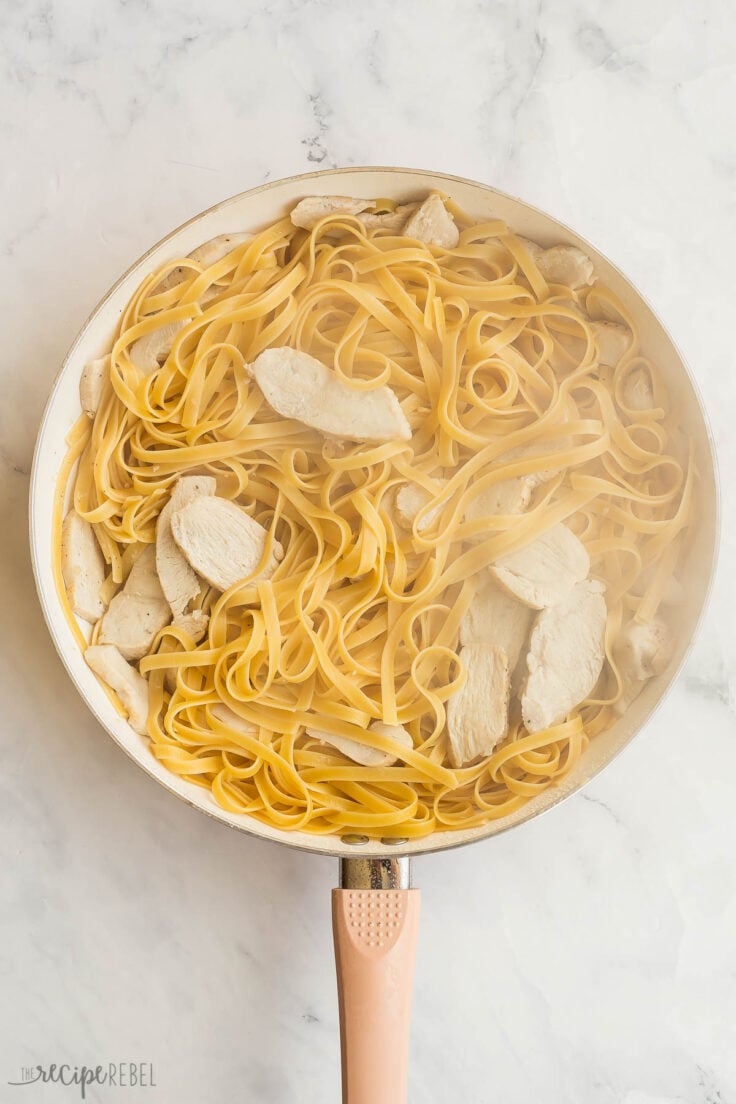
[
  {"x1": 85, "y1": 644, "x2": 150, "y2": 736},
  {"x1": 307, "y1": 721, "x2": 413, "y2": 767},
  {"x1": 459, "y1": 578, "x2": 533, "y2": 671},
  {"x1": 171, "y1": 495, "x2": 283, "y2": 592},
  {"x1": 403, "y1": 193, "x2": 459, "y2": 249},
  {"x1": 613, "y1": 618, "x2": 674, "y2": 682},
  {"x1": 465, "y1": 476, "x2": 534, "y2": 521},
  {"x1": 489, "y1": 523, "x2": 590, "y2": 609},
  {"x1": 446, "y1": 645, "x2": 510, "y2": 767},
  {"x1": 210, "y1": 702, "x2": 259, "y2": 736},
  {"x1": 61, "y1": 510, "x2": 107, "y2": 623},
  {"x1": 251, "y1": 347, "x2": 411, "y2": 442},
  {"x1": 591, "y1": 320, "x2": 629, "y2": 366},
  {"x1": 153, "y1": 233, "x2": 251, "y2": 295},
  {"x1": 394, "y1": 481, "x2": 446, "y2": 532},
  {"x1": 358, "y1": 204, "x2": 419, "y2": 231},
  {"x1": 174, "y1": 609, "x2": 209, "y2": 643},
  {"x1": 189, "y1": 232, "x2": 251, "y2": 269},
  {"x1": 520, "y1": 239, "x2": 595, "y2": 288},
  {"x1": 129, "y1": 318, "x2": 190, "y2": 375},
  {"x1": 521, "y1": 579, "x2": 607, "y2": 733},
  {"x1": 79, "y1": 356, "x2": 110, "y2": 418},
  {"x1": 621, "y1": 366, "x2": 655, "y2": 411},
  {"x1": 156, "y1": 475, "x2": 216, "y2": 619},
  {"x1": 611, "y1": 618, "x2": 675, "y2": 716},
  {"x1": 98, "y1": 544, "x2": 172, "y2": 660},
  {"x1": 500, "y1": 437, "x2": 573, "y2": 490},
  {"x1": 290, "y1": 196, "x2": 375, "y2": 230}
]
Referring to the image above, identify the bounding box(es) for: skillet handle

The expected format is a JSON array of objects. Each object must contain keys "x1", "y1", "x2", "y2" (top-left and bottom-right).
[{"x1": 332, "y1": 858, "x2": 419, "y2": 1104}]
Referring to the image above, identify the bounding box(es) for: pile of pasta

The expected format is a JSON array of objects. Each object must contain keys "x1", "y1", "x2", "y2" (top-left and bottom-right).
[{"x1": 56, "y1": 192, "x2": 693, "y2": 840}]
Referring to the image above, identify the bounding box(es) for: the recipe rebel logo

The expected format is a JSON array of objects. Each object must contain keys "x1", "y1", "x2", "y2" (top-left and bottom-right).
[{"x1": 8, "y1": 1062, "x2": 157, "y2": 1098}]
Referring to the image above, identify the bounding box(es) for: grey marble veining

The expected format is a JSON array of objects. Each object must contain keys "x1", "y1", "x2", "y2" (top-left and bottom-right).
[{"x1": 1, "y1": 1, "x2": 735, "y2": 1101}]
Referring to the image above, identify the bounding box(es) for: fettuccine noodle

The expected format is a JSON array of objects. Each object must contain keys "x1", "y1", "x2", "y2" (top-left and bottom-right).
[{"x1": 54, "y1": 195, "x2": 693, "y2": 840}]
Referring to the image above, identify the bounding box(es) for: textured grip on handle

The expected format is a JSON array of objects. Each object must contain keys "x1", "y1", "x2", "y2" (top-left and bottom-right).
[{"x1": 333, "y1": 888, "x2": 420, "y2": 1104}]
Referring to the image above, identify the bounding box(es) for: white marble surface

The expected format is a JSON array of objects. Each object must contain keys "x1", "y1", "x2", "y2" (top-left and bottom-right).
[{"x1": 1, "y1": 1, "x2": 735, "y2": 1101}]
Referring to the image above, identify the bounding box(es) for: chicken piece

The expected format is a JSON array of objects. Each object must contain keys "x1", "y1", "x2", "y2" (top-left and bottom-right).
[
  {"x1": 357, "y1": 203, "x2": 419, "y2": 231},
  {"x1": 446, "y1": 645, "x2": 510, "y2": 767},
  {"x1": 465, "y1": 477, "x2": 534, "y2": 521},
  {"x1": 611, "y1": 618, "x2": 675, "y2": 716},
  {"x1": 61, "y1": 510, "x2": 107, "y2": 623},
  {"x1": 171, "y1": 495, "x2": 283, "y2": 592},
  {"x1": 85, "y1": 644, "x2": 150, "y2": 736},
  {"x1": 489, "y1": 523, "x2": 589, "y2": 609},
  {"x1": 307, "y1": 721, "x2": 413, "y2": 767},
  {"x1": 156, "y1": 475, "x2": 217, "y2": 620},
  {"x1": 613, "y1": 619, "x2": 674, "y2": 682},
  {"x1": 520, "y1": 238, "x2": 595, "y2": 289},
  {"x1": 79, "y1": 356, "x2": 110, "y2": 418},
  {"x1": 404, "y1": 193, "x2": 459, "y2": 249},
  {"x1": 521, "y1": 580, "x2": 607, "y2": 733},
  {"x1": 189, "y1": 232, "x2": 251, "y2": 269},
  {"x1": 621, "y1": 365, "x2": 655, "y2": 411},
  {"x1": 459, "y1": 578, "x2": 532, "y2": 671},
  {"x1": 591, "y1": 320, "x2": 629, "y2": 366},
  {"x1": 153, "y1": 233, "x2": 251, "y2": 295},
  {"x1": 394, "y1": 481, "x2": 446, "y2": 532},
  {"x1": 210, "y1": 702, "x2": 258, "y2": 736},
  {"x1": 175, "y1": 609, "x2": 209, "y2": 643},
  {"x1": 98, "y1": 544, "x2": 172, "y2": 660},
  {"x1": 129, "y1": 318, "x2": 190, "y2": 375},
  {"x1": 501, "y1": 436, "x2": 573, "y2": 490},
  {"x1": 162, "y1": 607, "x2": 210, "y2": 693},
  {"x1": 251, "y1": 347, "x2": 411, "y2": 442},
  {"x1": 290, "y1": 195, "x2": 375, "y2": 230}
]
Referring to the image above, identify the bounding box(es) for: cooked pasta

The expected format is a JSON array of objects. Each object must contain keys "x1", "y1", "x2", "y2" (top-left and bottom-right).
[{"x1": 54, "y1": 192, "x2": 693, "y2": 840}]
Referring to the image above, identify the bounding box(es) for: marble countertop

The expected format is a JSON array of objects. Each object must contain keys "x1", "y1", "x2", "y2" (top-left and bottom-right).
[{"x1": 2, "y1": 1, "x2": 735, "y2": 1101}]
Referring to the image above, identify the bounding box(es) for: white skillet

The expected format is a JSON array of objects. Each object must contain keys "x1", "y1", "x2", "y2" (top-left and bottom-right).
[{"x1": 30, "y1": 168, "x2": 718, "y2": 1104}]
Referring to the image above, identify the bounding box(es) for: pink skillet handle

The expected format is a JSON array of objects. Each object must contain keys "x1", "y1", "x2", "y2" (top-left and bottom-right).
[{"x1": 332, "y1": 887, "x2": 421, "y2": 1104}]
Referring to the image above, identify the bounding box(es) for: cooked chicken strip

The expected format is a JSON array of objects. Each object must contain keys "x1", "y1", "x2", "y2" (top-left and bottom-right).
[
  {"x1": 156, "y1": 475, "x2": 216, "y2": 619},
  {"x1": 446, "y1": 645, "x2": 510, "y2": 767},
  {"x1": 611, "y1": 618, "x2": 676, "y2": 716},
  {"x1": 171, "y1": 495, "x2": 283, "y2": 592},
  {"x1": 61, "y1": 510, "x2": 107, "y2": 623},
  {"x1": 290, "y1": 196, "x2": 375, "y2": 230},
  {"x1": 521, "y1": 580, "x2": 607, "y2": 733},
  {"x1": 394, "y1": 481, "x2": 446, "y2": 532},
  {"x1": 98, "y1": 544, "x2": 172, "y2": 660},
  {"x1": 251, "y1": 347, "x2": 411, "y2": 442},
  {"x1": 614, "y1": 619, "x2": 674, "y2": 682},
  {"x1": 500, "y1": 437, "x2": 573, "y2": 490},
  {"x1": 85, "y1": 644, "x2": 150, "y2": 735},
  {"x1": 404, "y1": 193, "x2": 459, "y2": 249},
  {"x1": 189, "y1": 232, "x2": 251, "y2": 269},
  {"x1": 459, "y1": 578, "x2": 533, "y2": 670},
  {"x1": 357, "y1": 203, "x2": 419, "y2": 231},
  {"x1": 79, "y1": 356, "x2": 110, "y2": 417},
  {"x1": 174, "y1": 609, "x2": 209, "y2": 643},
  {"x1": 591, "y1": 320, "x2": 629, "y2": 366},
  {"x1": 621, "y1": 365, "x2": 655, "y2": 411},
  {"x1": 520, "y1": 238, "x2": 595, "y2": 288},
  {"x1": 489, "y1": 523, "x2": 589, "y2": 609},
  {"x1": 465, "y1": 477, "x2": 534, "y2": 521},
  {"x1": 210, "y1": 702, "x2": 259, "y2": 736},
  {"x1": 129, "y1": 317, "x2": 191, "y2": 375},
  {"x1": 153, "y1": 233, "x2": 252, "y2": 295},
  {"x1": 307, "y1": 721, "x2": 413, "y2": 767}
]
